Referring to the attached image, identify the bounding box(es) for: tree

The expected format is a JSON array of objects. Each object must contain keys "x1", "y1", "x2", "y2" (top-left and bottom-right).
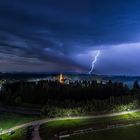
[
  {"x1": 133, "y1": 80, "x2": 139, "y2": 89},
  {"x1": 15, "y1": 96, "x2": 22, "y2": 106}
]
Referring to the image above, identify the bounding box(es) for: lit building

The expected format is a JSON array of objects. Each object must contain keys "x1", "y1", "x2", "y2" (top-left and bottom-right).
[
  {"x1": 55, "y1": 74, "x2": 72, "y2": 84},
  {"x1": 59, "y1": 73, "x2": 64, "y2": 84}
]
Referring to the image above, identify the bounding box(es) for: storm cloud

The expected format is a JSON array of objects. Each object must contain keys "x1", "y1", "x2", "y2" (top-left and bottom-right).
[{"x1": 0, "y1": 0, "x2": 140, "y2": 74}]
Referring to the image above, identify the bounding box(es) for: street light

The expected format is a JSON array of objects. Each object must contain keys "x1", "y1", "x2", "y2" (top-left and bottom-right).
[{"x1": 67, "y1": 113, "x2": 72, "y2": 118}]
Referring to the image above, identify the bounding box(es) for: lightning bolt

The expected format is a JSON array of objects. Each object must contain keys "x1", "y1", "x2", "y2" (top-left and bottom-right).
[{"x1": 88, "y1": 50, "x2": 100, "y2": 74}]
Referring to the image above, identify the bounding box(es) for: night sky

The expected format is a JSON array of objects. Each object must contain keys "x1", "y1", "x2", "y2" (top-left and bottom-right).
[{"x1": 1, "y1": 0, "x2": 140, "y2": 75}]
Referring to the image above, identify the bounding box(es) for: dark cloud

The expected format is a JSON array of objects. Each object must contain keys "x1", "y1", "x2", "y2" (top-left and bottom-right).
[{"x1": 0, "y1": 0, "x2": 140, "y2": 73}]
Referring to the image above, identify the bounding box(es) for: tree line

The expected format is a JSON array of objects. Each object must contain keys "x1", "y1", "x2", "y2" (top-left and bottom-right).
[{"x1": 0, "y1": 79, "x2": 140, "y2": 116}]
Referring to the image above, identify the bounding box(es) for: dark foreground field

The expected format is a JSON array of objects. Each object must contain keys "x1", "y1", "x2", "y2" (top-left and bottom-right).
[
  {"x1": 1, "y1": 111, "x2": 140, "y2": 140},
  {"x1": 39, "y1": 111, "x2": 140, "y2": 140},
  {"x1": 0, "y1": 113, "x2": 39, "y2": 130},
  {"x1": 64, "y1": 125, "x2": 140, "y2": 140}
]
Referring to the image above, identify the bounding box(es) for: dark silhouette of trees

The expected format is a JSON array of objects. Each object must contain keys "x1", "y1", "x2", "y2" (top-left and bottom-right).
[
  {"x1": 0, "y1": 79, "x2": 140, "y2": 114},
  {"x1": 133, "y1": 80, "x2": 140, "y2": 89}
]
